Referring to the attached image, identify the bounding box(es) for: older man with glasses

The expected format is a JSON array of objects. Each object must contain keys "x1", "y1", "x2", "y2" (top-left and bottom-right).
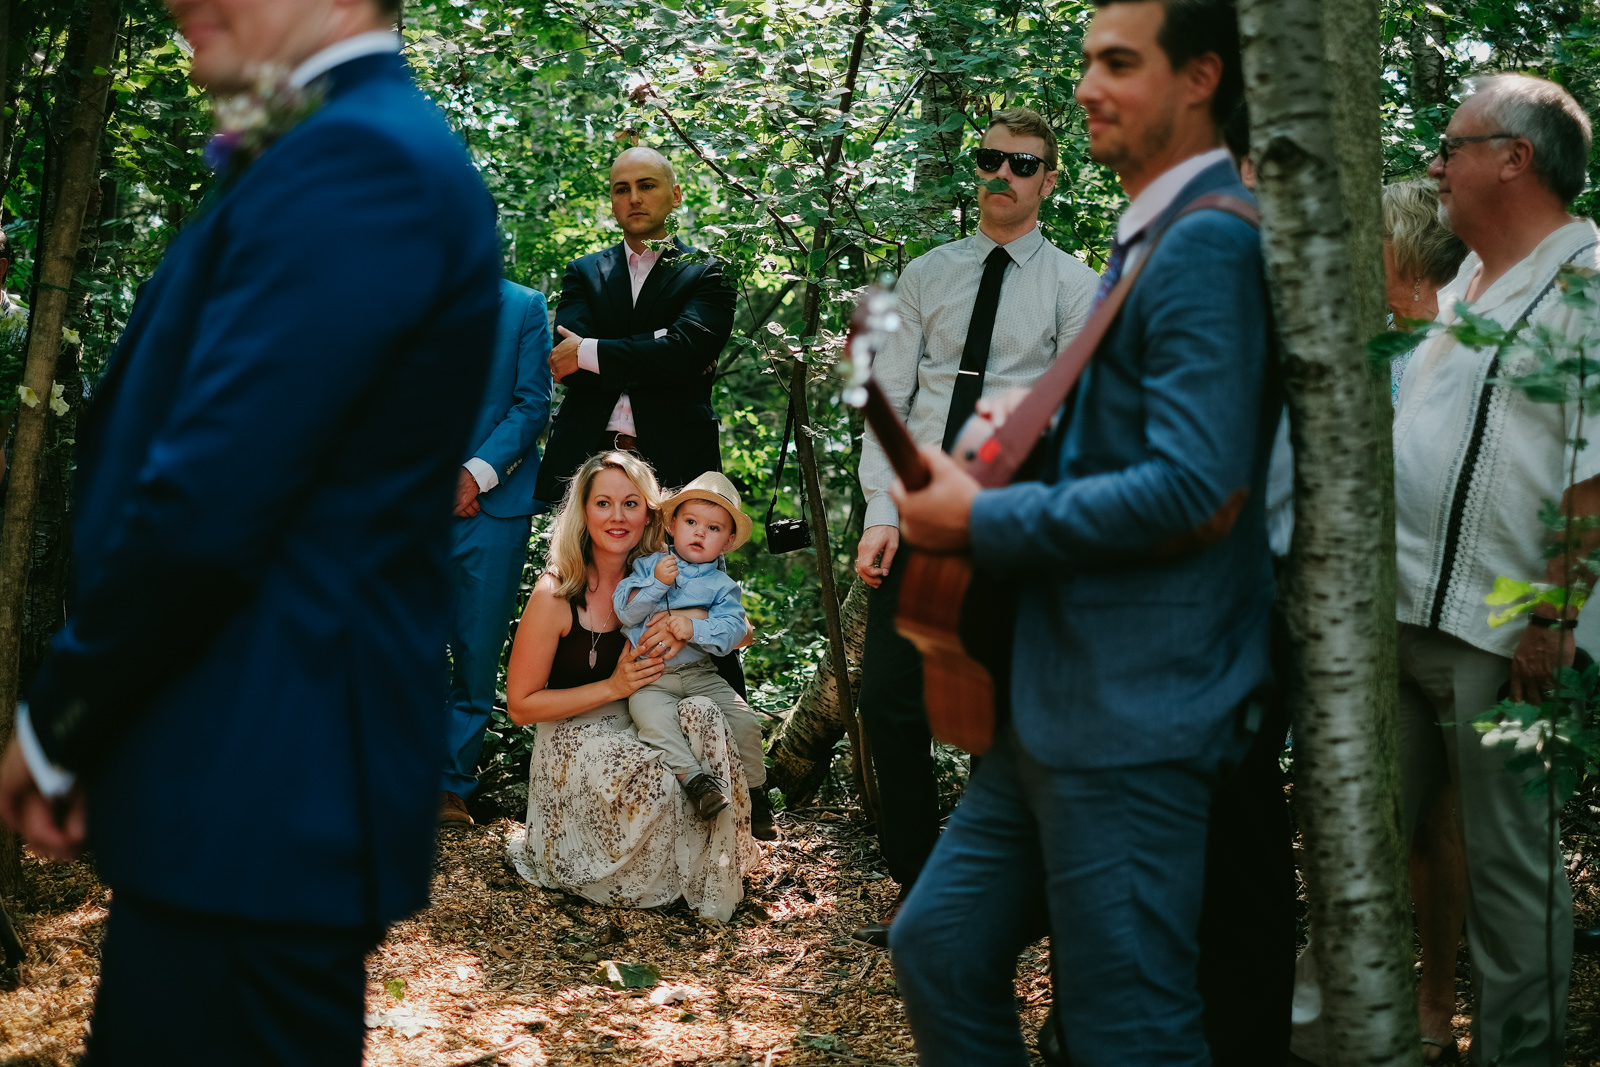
[
  {"x1": 850, "y1": 106, "x2": 1098, "y2": 947},
  {"x1": 1394, "y1": 72, "x2": 1597, "y2": 1064}
]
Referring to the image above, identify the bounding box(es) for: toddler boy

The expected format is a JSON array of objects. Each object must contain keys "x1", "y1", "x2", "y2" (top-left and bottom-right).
[{"x1": 614, "y1": 472, "x2": 773, "y2": 838}]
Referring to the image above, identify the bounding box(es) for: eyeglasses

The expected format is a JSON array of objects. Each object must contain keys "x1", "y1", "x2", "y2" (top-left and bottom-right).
[
  {"x1": 1436, "y1": 132, "x2": 1517, "y2": 166},
  {"x1": 973, "y1": 149, "x2": 1046, "y2": 178}
]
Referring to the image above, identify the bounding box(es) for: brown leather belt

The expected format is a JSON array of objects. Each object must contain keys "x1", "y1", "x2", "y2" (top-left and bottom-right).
[{"x1": 608, "y1": 432, "x2": 639, "y2": 452}]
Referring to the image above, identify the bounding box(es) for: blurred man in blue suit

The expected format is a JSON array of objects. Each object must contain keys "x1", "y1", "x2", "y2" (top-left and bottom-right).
[
  {"x1": 0, "y1": 0, "x2": 500, "y2": 1060},
  {"x1": 887, "y1": 1, "x2": 1277, "y2": 1064},
  {"x1": 440, "y1": 280, "x2": 552, "y2": 827}
]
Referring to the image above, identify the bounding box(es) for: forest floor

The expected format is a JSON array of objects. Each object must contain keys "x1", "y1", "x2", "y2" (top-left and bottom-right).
[{"x1": 0, "y1": 777, "x2": 1596, "y2": 1066}]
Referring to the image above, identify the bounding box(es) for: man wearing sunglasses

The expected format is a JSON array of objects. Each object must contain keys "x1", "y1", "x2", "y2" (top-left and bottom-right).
[
  {"x1": 851, "y1": 107, "x2": 1097, "y2": 949},
  {"x1": 1390, "y1": 73, "x2": 1597, "y2": 1065}
]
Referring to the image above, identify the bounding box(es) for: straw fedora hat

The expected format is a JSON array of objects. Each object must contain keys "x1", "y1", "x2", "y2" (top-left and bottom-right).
[{"x1": 661, "y1": 471, "x2": 753, "y2": 553}]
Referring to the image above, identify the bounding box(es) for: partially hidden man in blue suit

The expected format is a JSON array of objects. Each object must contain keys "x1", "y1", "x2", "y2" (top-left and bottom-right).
[
  {"x1": 887, "y1": 1, "x2": 1278, "y2": 1064},
  {"x1": 440, "y1": 280, "x2": 552, "y2": 827},
  {"x1": 0, "y1": 2, "x2": 500, "y2": 1060}
]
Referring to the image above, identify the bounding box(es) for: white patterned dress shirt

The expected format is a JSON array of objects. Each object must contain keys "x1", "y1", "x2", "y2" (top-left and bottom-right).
[{"x1": 859, "y1": 225, "x2": 1098, "y2": 529}]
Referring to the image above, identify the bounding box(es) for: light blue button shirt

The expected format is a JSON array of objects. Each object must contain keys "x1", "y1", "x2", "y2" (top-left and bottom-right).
[{"x1": 614, "y1": 552, "x2": 747, "y2": 665}]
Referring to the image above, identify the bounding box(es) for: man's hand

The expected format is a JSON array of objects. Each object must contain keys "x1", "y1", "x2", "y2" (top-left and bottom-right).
[
  {"x1": 0, "y1": 737, "x2": 86, "y2": 861},
  {"x1": 855, "y1": 525, "x2": 901, "y2": 588},
  {"x1": 455, "y1": 468, "x2": 482, "y2": 518},
  {"x1": 889, "y1": 446, "x2": 980, "y2": 555},
  {"x1": 551, "y1": 326, "x2": 583, "y2": 381},
  {"x1": 653, "y1": 553, "x2": 679, "y2": 585},
  {"x1": 1508, "y1": 619, "x2": 1577, "y2": 704}
]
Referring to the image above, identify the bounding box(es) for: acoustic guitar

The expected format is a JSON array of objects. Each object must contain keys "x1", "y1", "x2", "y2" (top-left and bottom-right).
[{"x1": 840, "y1": 193, "x2": 1260, "y2": 755}]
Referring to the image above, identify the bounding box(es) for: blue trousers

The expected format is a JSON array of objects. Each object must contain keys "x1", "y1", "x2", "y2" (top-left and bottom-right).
[
  {"x1": 441, "y1": 510, "x2": 532, "y2": 798},
  {"x1": 87, "y1": 893, "x2": 381, "y2": 1065},
  {"x1": 889, "y1": 725, "x2": 1224, "y2": 1067}
]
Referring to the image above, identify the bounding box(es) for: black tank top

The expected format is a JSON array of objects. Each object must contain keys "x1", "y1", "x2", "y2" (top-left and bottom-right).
[{"x1": 548, "y1": 599, "x2": 627, "y2": 690}]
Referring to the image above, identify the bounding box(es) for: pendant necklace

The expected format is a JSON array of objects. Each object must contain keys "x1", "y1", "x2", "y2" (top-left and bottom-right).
[{"x1": 587, "y1": 584, "x2": 616, "y2": 669}]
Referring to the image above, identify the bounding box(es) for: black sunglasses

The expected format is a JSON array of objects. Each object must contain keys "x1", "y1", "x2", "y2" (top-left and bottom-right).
[{"x1": 973, "y1": 148, "x2": 1046, "y2": 178}]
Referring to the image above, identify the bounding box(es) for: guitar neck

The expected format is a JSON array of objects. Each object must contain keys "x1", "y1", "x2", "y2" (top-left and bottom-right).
[{"x1": 859, "y1": 379, "x2": 931, "y2": 491}]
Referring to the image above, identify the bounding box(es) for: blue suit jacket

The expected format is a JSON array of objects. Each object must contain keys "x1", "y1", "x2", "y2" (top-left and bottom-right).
[
  {"x1": 970, "y1": 161, "x2": 1277, "y2": 771},
  {"x1": 470, "y1": 281, "x2": 552, "y2": 518},
  {"x1": 26, "y1": 53, "x2": 500, "y2": 927}
]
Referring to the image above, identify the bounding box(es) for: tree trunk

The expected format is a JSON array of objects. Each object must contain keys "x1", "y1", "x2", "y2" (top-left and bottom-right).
[
  {"x1": 0, "y1": 0, "x2": 119, "y2": 897},
  {"x1": 1239, "y1": 0, "x2": 1415, "y2": 1063},
  {"x1": 1407, "y1": 8, "x2": 1451, "y2": 112},
  {"x1": 766, "y1": 575, "x2": 870, "y2": 804},
  {"x1": 913, "y1": 17, "x2": 965, "y2": 234},
  {"x1": 781, "y1": 0, "x2": 880, "y2": 821}
]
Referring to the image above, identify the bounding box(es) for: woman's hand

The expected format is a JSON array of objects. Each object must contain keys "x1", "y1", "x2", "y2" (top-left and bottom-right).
[{"x1": 609, "y1": 641, "x2": 666, "y2": 700}]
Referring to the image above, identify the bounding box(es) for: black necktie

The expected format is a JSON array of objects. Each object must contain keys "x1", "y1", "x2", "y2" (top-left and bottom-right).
[{"x1": 942, "y1": 246, "x2": 1012, "y2": 453}]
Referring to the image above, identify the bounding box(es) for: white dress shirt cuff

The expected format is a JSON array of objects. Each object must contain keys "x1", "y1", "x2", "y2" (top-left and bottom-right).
[
  {"x1": 17, "y1": 705, "x2": 75, "y2": 799},
  {"x1": 863, "y1": 495, "x2": 900, "y2": 530},
  {"x1": 464, "y1": 458, "x2": 499, "y2": 493},
  {"x1": 578, "y1": 337, "x2": 600, "y2": 374}
]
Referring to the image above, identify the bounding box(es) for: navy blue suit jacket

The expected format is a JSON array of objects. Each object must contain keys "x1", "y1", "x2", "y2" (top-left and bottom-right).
[
  {"x1": 535, "y1": 236, "x2": 735, "y2": 500},
  {"x1": 26, "y1": 53, "x2": 500, "y2": 927},
  {"x1": 969, "y1": 161, "x2": 1277, "y2": 771},
  {"x1": 470, "y1": 281, "x2": 552, "y2": 518}
]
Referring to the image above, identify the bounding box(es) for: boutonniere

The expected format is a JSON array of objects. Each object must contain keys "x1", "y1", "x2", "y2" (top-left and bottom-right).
[{"x1": 203, "y1": 67, "x2": 325, "y2": 175}]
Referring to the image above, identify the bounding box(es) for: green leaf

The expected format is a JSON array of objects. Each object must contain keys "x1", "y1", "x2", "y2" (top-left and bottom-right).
[
  {"x1": 384, "y1": 978, "x2": 406, "y2": 1002},
  {"x1": 623, "y1": 43, "x2": 644, "y2": 64},
  {"x1": 590, "y1": 960, "x2": 661, "y2": 989},
  {"x1": 1485, "y1": 575, "x2": 1535, "y2": 606},
  {"x1": 1368, "y1": 327, "x2": 1431, "y2": 364}
]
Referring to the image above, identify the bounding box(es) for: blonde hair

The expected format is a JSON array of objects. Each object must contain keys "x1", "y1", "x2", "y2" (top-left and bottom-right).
[
  {"x1": 1383, "y1": 179, "x2": 1467, "y2": 286},
  {"x1": 544, "y1": 451, "x2": 667, "y2": 602}
]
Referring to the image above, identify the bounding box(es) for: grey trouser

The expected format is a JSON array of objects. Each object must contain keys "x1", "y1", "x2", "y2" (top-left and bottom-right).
[
  {"x1": 628, "y1": 661, "x2": 767, "y2": 788},
  {"x1": 1397, "y1": 623, "x2": 1570, "y2": 1065}
]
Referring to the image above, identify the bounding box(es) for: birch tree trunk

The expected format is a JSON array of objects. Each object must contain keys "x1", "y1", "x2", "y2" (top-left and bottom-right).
[
  {"x1": 766, "y1": 576, "x2": 869, "y2": 804},
  {"x1": 1239, "y1": 0, "x2": 1416, "y2": 1062},
  {"x1": 0, "y1": 0, "x2": 119, "y2": 896}
]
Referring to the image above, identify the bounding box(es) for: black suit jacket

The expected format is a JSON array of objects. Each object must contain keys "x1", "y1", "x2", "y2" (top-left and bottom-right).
[{"x1": 535, "y1": 236, "x2": 737, "y2": 501}]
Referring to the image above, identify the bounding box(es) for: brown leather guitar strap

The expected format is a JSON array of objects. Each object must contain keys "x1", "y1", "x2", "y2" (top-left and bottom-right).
[{"x1": 962, "y1": 192, "x2": 1262, "y2": 489}]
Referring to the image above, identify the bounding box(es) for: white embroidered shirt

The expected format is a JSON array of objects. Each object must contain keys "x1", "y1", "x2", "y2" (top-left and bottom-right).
[{"x1": 1394, "y1": 218, "x2": 1600, "y2": 657}]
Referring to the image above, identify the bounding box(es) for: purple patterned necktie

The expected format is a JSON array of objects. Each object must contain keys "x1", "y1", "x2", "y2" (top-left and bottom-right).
[{"x1": 1091, "y1": 236, "x2": 1130, "y2": 311}]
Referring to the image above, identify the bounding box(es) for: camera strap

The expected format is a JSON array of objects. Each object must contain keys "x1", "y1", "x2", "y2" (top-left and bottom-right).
[{"x1": 766, "y1": 394, "x2": 799, "y2": 527}]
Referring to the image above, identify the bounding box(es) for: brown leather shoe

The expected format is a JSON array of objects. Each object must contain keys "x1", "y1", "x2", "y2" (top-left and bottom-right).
[
  {"x1": 851, "y1": 885, "x2": 910, "y2": 948},
  {"x1": 439, "y1": 791, "x2": 474, "y2": 827},
  {"x1": 683, "y1": 774, "x2": 729, "y2": 820}
]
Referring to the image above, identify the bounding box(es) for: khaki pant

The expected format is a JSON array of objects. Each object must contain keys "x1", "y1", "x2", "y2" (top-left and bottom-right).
[
  {"x1": 1400, "y1": 624, "x2": 1569, "y2": 1064},
  {"x1": 628, "y1": 661, "x2": 766, "y2": 788},
  {"x1": 1292, "y1": 625, "x2": 1570, "y2": 1066}
]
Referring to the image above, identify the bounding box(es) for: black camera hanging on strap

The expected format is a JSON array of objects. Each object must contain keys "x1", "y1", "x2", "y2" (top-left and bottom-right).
[{"x1": 765, "y1": 395, "x2": 813, "y2": 554}]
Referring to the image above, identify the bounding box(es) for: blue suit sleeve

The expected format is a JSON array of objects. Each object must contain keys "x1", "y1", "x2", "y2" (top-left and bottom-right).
[
  {"x1": 970, "y1": 214, "x2": 1269, "y2": 575},
  {"x1": 28, "y1": 119, "x2": 487, "y2": 765},
  {"x1": 614, "y1": 555, "x2": 671, "y2": 627},
  {"x1": 689, "y1": 576, "x2": 747, "y2": 658},
  {"x1": 471, "y1": 287, "x2": 552, "y2": 478}
]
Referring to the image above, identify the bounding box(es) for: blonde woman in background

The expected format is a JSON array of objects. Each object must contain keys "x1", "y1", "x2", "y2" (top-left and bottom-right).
[
  {"x1": 1385, "y1": 178, "x2": 1469, "y2": 402},
  {"x1": 502, "y1": 451, "x2": 760, "y2": 921}
]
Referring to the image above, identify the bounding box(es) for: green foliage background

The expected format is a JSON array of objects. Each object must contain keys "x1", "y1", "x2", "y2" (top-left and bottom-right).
[{"x1": 5, "y1": 0, "x2": 1600, "y2": 807}]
